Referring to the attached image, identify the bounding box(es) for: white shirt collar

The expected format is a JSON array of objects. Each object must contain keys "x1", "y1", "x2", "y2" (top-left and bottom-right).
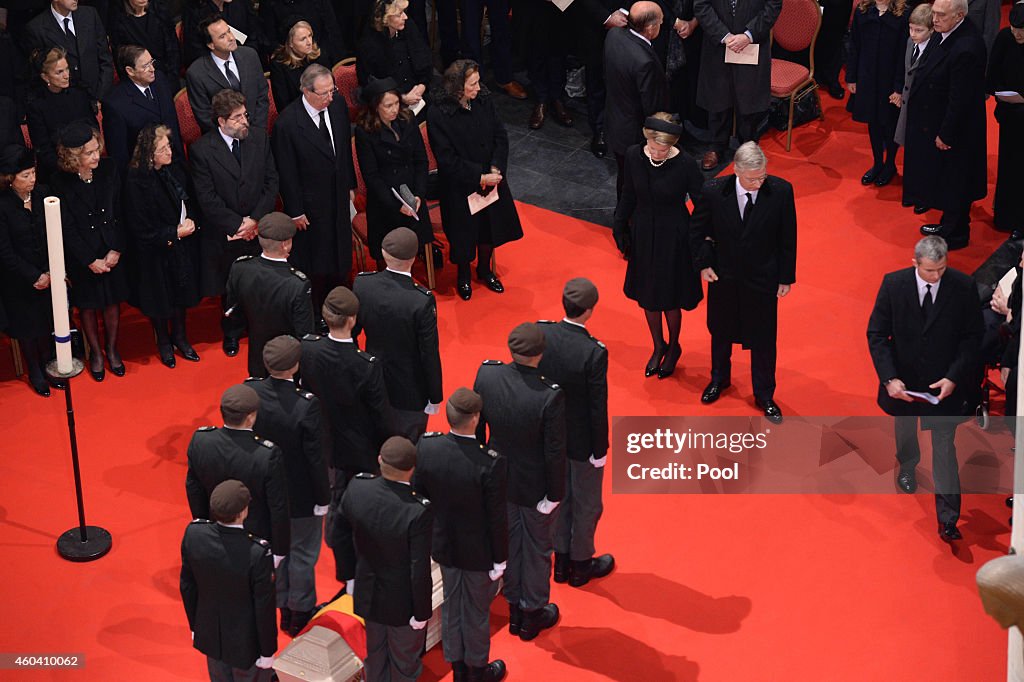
[
  {"x1": 628, "y1": 28, "x2": 651, "y2": 46},
  {"x1": 914, "y1": 270, "x2": 941, "y2": 302},
  {"x1": 260, "y1": 254, "x2": 289, "y2": 263},
  {"x1": 562, "y1": 317, "x2": 586, "y2": 329},
  {"x1": 218, "y1": 127, "x2": 237, "y2": 150},
  {"x1": 940, "y1": 18, "x2": 964, "y2": 42},
  {"x1": 217, "y1": 522, "x2": 245, "y2": 528},
  {"x1": 210, "y1": 52, "x2": 236, "y2": 73},
  {"x1": 450, "y1": 430, "x2": 477, "y2": 440},
  {"x1": 51, "y1": 5, "x2": 72, "y2": 25},
  {"x1": 735, "y1": 177, "x2": 759, "y2": 214},
  {"x1": 302, "y1": 94, "x2": 327, "y2": 118},
  {"x1": 327, "y1": 333, "x2": 354, "y2": 343},
  {"x1": 386, "y1": 267, "x2": 412, "y2": 278},
  {"x1": 133, "y1": 81, "x2": 151, "y2": 96},
  {"x1": 223, "y1": 425, "x2": 253, "y2": 431}
]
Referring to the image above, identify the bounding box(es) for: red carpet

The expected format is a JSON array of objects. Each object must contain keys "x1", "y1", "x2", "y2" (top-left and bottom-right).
[{"x1": 0, "y1": 89, "x2": 1014, "y2": 680}]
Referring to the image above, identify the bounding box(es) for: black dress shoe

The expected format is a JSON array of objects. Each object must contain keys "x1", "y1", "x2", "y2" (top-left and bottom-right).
[
  {"x1": 508, "y1": 604, "x2": 521, "y2": 636},
  {"x1": 897, "y1": 470, "x2": 917, "y2": 493},
  {"x1": 861, "y1": 166, "x2": 880, "y2": 185},
  {"x1": 827, "y1": 84, "x2": 845, "y2": 100},
  {"x1": 591, "y1": 132, "x2": 607, "y2": 159},
  {"x1": 701, "y1": 380, "x2": 730, "y2": 404},
  {"x1": 551, "y1": 100, "x2": 574, "y2": 126},
  {"x1": 173, "y1": 341, "x2": 200, "y2": 362},
  {"x1": 470, "y1": 660, "x2": 507, "y2": 682},
  {"x1": 657, "y1": 343, "x2": 681, "y2": 379},
  {"x1": 902, "y1": 198, "x2": 914, "y2": 208},
  {"x1": 223, "y1": 337, "x2": 239, "y2": 356},
  {"x1": 46, "y1": 374, "x2": 67, "y2": 390},
  {"x1": 479, "y1": 273, "x2": 504, "y2": 293},
  {"x1": 519, "y1": 603, "x2": 559, "y2": 641},
  {"x1": 920, "y1": 223, "x2": 945, "y2": 236},
  {"x1": 528, "y1": 103, "x2": 546, "y2": 130},
  {"x1": 29, "y1": 373, "x2": 51, "y2": 397},
  {"x1": 568, "y1": 554, "x2": 615, "y2": 587},
  {"x1": 432, "y1": 243, "x2": 444, "y2": 269},
  {"x1": 874, "y1": 165, "x2": 897, "y2": 186},
  {"x1": 645, "y1": 345, "x2": 667, "y2": 377},
  {"x1": 553, "y1": 553, "x2": 570, "y2": 584},
  {"x1": 457, "y1": 281, "x2": 472, "y2": 301},
  {"x1": 755, "y1": 398, "x2": 783, "y2": 424},
  {"x1": 939, "y1": 521, "x2": 962, "y2": 542},
  {"x1": 287, "y1": 609, "x2": 314, "y2": 637},
  {"x1": 158, "y1": 345, "x2": 176, "y2": 368},
  {"x1": 279, "y1": 607, "x2": 292, "y2": 633},
  {"x1": 913, "y1": 205, "x2": 929, "y2": 215}
]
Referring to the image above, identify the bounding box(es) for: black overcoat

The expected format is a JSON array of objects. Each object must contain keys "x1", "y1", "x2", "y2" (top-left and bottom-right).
[
  {"x1": 0, "y1": 189, "x2": 53, "y2": 338},
  {"x1": 356, "y1": 22, "x2": 432, "y2": 95},
  {"x1": 101, "y1": 73, "x2": 183, "y2": 174},
  {"x1": 846, "y1": 6, "x2": 907, "y2": 126}
]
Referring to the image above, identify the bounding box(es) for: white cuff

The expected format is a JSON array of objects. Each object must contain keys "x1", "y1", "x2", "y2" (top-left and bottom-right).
[
  {"x1": 488, "y1": 561, "x2": 507, "y2": 581},
  {"x1": 424, "y1": 401, "x2": 440, "y2": 415},
  {"x1": 346, "y1": 579, "x2": 356, "y2": 597},
  {"x1": 255, "y1": 656, "x2": 274, "y2": 669},
  {"x1": 409, "y1": 616, "x2": 427, "y2": 630},
  {"x1": 273, "y1": 554, "x2": 285, "y2": 569},
  {"x1": 589, "y1": 454, "x2": 607, "y2": 468},
  {"x1": 313, "y1": 504, "x2": 329, "y2": 516},
  {"x1": 536, "y1": 497, "x2": 560, "y2": 515}
]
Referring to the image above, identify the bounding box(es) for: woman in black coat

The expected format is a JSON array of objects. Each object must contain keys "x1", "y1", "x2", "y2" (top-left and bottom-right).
[
  {"x1": 26, "y1": 47, "x2": 98, "y2": 183},
  {"x1": 109, "y1": 0, "x2": 180, "y2": 84},
  {"x1": 354, "y1": 77, "x2": 432, "y2": 269},
  {"x1": 50, "y1": 123, "x2": 129, "y2": 381},
  {"x1": 357, "y1": 0, "x2": 431, "y2": 115},
  {"x1": 846, "y1": 0, "x2": 909, "y2": 186},
  {"x1": 986, "y1": 5, "x2": 1024, "y2": 236},
  {"x1": 613, "y1": 114, "x2": 704, "y2": 379},
  {"x1": 427, "y1": 60, "x2": 523, "y2": 300},
  {"x1": 269, "y1": 19, "x2": 334, "y2": 112},
  {"x1": 124, "y1": 124, "x2": 201, "y2": 368},
  {"x1": 0, "y1": 146, "x2": 64, "y2": 396}
]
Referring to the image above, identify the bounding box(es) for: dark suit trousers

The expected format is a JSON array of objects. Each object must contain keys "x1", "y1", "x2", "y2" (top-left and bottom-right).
[
  {"x1": 365, "y1": 621, "x2": 426, "y2": 682},
  {"x1": 709, "y1": 108, "x2": 763, "y2": 151},
  {"x1": 894, "y1": 416, "x2": 961, "y2": 525},
  {"x1": 580, "y1": 28, "x2": 607, "y2": 134},
  {"x1": 435, "y1": 0, "x2": 462, "y2": 66},
  {"x1": 939, "y1": 201, "x2": 973, "y2": 243},
  {"x1": 527, "y1": 45, "x2": 567, "y2": 105},
  {"x1": 440, "y1": 565, "x2": 496, "y2": 667},
  {"x1": 506, "y1": 503, "x2": 556, "y2": 611},
  {"x1": 814, "y1": 0, "x2": 854, "y2": 87},
  {"x1": 711, "y1": 335, "x2": 777, "y2": 402},
  {"x1": 206, "y1": 657, "x2": 272, "y2": 682},
  {"x1": 460, "y1": 0, "x2": 514, "y2": 84},
  {"x1": 554, "y1": 459, "x2": 605, "y2": 560}
]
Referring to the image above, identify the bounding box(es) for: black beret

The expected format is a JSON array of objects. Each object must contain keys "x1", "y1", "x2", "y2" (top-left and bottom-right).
[
  {"x1": 448, "y1": 387, "x2": 483, "y2": 414},
  {"x1": 508, "y1": 322, "x2": 545, "y2": 357},
  {"x1": 210, "y1": 479, "x2": 251, "y2": 520},
  {"x1": 362, "y1": 76, "x2": 400, "y2": 102},
  {"x1": 0, "y1": 145, "x2": 35, "y2": 175},
  {"x1": 380, "y1": 435, "x2": 417, "y2": 471},
  {"x1": 57, "y1": 121, "x2": 96, "y2": 149},
  {"x1": 258, "y1": 212, "x2": 297, "y2": 241},
  {"x1": 323, "y1": 286, "x2": 359, "y2": 317},
  {"x1": 563, "y1": 277, "x2": 598, "y2": 310},
  {"x1": 381, "y1": 227, "x2": 419, "y2": 259},
  {"x1": 221, "y1": 384, "x2": 260, "y2": 414},
  {"x1": 263, "y1": 335, "x2": 302, "y2": 372}
]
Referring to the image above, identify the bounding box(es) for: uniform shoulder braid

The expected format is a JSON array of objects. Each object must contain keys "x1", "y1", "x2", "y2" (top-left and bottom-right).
[
  {"x1": 537, "y1": 320, "x2": 556, "y2": 325},
  {"x1": 289, "y1": 267, "x2": 308, "y2": 281},
  {"x1": 540, "y1": 375, "x2": 560, "y2": 391},
  {"x1": 356, "y1": 349, "x2": 377, "y2": 362},
  {"x1": 482, "y1": 359, "x2": 503, "y2": 366},
  {"x1": 243, "y1": 376, "x2": 264, "y2": 383},
  {"x1": 486, "y1": 447, "x2": 500, "y2": 459},
  {"x1": 356, "y1": 270, "x2": 376, "y2": 277},
  {"x1": 413, "y1": 281, "x2": 433, "y2": 296},
  {"x1": 422, "y1": 431, "x2": 443, "y2": 438},
  {"x1": 256, "y1": 436, "x2": 275, "y2": 448},
  {"x1": 234, "y1": 254, "x2": 254, "y2": 263},
  {"x1": 303, "y1": 333, "x2": 321, "y2": 341},
  {"x1": 412, "y1": 491, "x2": 431, "y2": 507},
  {"x1": 248, "y1": 533, "x2": 270, "y2": 548},
  {"x1": 355, "y1": 472, "x2": 378, "y2": 479},
  {"x1": 190, "y1": 518, "x2": 214, "y2": 524},
  {"x1": 197, "y1": 425, "x2": 216, "y2": 432},
  {"x1": 297, "y1": 388, "x2": 314, "y2": 400}
]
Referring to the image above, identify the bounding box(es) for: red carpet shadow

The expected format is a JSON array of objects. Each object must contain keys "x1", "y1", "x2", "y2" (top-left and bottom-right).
[
  {"x1": 0, "y1": 505, "x2": 59, "y2": 544},
  {"x1": 536, "y1": 625, "x2": 700, "y2": 681},
  {"x1": 586, "y1": 572, "x2": 750, "y2": 634}
]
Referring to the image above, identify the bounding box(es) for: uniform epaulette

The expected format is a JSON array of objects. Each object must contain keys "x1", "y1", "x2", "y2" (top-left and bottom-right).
[
  {"x1": 413, "y1": 282, "x2": 432, "y2": 296},
  {"x1": 197, "y1": 425, "x2": 216, "y2": 432},
  {"x1": 486, "y1": 448, "x2": 500, "y2": 459},
  {"x1": 243, "y1": 376, "x2": 263, "y2": 383},
  {"x1": 355, "y1": 472, "x2": 377, "y2": 479},
  {"x1": 540, "y1": 376, "x2": 560, "y2": 390},
  {"x1": 423, "y1": 431, "x2": 443, "y2": 438},
  {"x1": 537, "y1": 320, "x2": 556, "y2": 324},
  {"x1": 413, "y1": 492, "x2": 431, "y2": 507},
  {"x1": 356, "y1": 270, "x2": 376, "y2": 277},
  {"x1": 594, "y1": 339, "x2": 606, "y2": 349},
  {"x1": 290, "y1": 267, "x2": 308, "y2": 281},
  {"x1": 190, "y1": 518, "x2": 213, "y2": 524},
  {"x1": 482, "y1": 359, "x2": 503, "y2": 365},
  {"x1": 234, "y1": 254, "x2": 254, "y2": 262},
  {"x1": 247, "y1": 533, "x2": 270, "y2": 548},
  {"x1": 356, "y1": 349, "x2": 377, "y2": 362},
  {"x1": 297, "y1": 388, "x2": 314, "y2": 400},
  {"x1": 256, "y1": 437, "x2": 275, "y2": 448},
  {"x1": 303, "y1": 333, "x2": 321, "y2": 341}
]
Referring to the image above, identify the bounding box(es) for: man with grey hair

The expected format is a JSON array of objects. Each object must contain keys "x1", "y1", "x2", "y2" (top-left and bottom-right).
[
  {"x1": 692, "y1": 141, "x2": 796, "y2": 424},
  {"x1": 867, "y1": 235, "x2": 983, "y2": 542},
  {"x1": 272, "y1": 62, "x2": 357, "y2": 324}
]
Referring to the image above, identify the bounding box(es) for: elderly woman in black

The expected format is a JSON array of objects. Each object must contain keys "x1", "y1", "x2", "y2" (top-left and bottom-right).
[
  {"x1": 269, "y1": 19, "x2": 333, "y2": 112},
  {"x1": 427, "y1": 59, "x2": 523, "y2": 300},
  {"x1": 0, "y1": 146, "x2": 64, "y2": 396},
  {"x1": 124, "y1": 124, "x2": 201, "y2": 368},
  {"x1": 357, "y1": 0, "x2": 432, "y2": 115},
  {"x1": 50, "y1": 123, "x2": 129, "y2": 381},
  {"x1": 354, "y1": 76, "x2": 432, "y2": 270}
]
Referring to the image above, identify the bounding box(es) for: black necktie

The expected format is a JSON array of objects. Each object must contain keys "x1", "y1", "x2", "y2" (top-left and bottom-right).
[
  {"x1": 319, "y1": 110, "x2": 334, "y2": 155},
  {"x1": 63, "y1": 16, "x2": 73, "y2": 36},
  {"x1": 223, "y1": 61, "x2": 241, "y2": 90},
  {"x1": 922, "y1": 283, "x2": 934, "y2": 316},
  {"x1": 231, "y1": 138, "x2": 241, "y2": 165},
  {"x1": 144, "y1": 87, "x2": 154, "y2": 101},
  {"x1": 911, "y1": 45, "x2": 920, "y2": 66},
  {"x1": 742, "y1": 192, "x2": 753, "y2": 223}
]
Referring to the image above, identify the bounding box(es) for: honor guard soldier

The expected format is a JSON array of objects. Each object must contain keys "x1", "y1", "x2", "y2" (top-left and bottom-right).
[
  {"x1": 246, "y1": 336, "x2": 331, "y2": 636},
  {"x1": 223, "y1": 211, "x2": 315, "y2": 378},
  {"x1": 185, "y1": 384, "x2": 292, "y2": 565},
  {"x1": 538, "y1": 278, "x2": 615, "y2": 587},
  {"x1": 300, "y1": 286, "x2": 391, "y2": 593},
  {"x1": 416, "y1": 388, "x2": 509, "y2": 682},
  {"x1": 180, "y1": 480, "x2": 277, "y2": 681},
  {"x1": 341, "y1": 437, "x2": 434, "y2": 682},
  {"x1": 473, "y1": 323, "x2": 566, "y2": 642},
  {"x1": 353, "y1": 227, "x2": 444, "y2": 442}
]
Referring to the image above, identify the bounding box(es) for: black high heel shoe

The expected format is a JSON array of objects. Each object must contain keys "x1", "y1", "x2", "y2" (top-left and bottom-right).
[
  {"x1": 644, "y1": 346, "x2": 667, "y2": 378},
  {"x1": 107, "y1": 351, "x2": 126, "y2": 377},
  {"x1": 657, "y1": 343, "x2": 682, "y2": 379},
  {"x1": 88, "y1": 356, "x2": 105, "y2": 382}
]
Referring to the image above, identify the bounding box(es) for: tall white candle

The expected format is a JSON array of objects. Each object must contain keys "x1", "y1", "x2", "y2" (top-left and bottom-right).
[{"x1": 43, "y1": 196, "x2": 73, "y2": 374}]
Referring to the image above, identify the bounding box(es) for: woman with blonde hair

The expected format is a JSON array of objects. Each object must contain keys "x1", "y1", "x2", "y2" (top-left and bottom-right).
[
  {"x1": 357, "y1": 0, "x2": 432, "y2": 114},
  {"x1": 269, "y1": 19, "x2": 332, "y2": 112},
  {"x1": 26, "y1": 47, "x2": 97, "y2": 182}
]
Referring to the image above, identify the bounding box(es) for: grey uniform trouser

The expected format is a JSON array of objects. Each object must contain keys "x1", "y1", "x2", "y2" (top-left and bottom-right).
[
  {"x1": 276, "y1": 515, "x2": 323, "y2": 611},
  {"x1": 440, "y1": 565, "x2": 499, "y2": 666},
  {"x1": 364, "y1": 620, "x2": 426, "y2": 682},
  {"x1": 505, "y1": 503, "x2": 556, "y2": 610},
  {"x1": 553, "y1": 460, "x2": 605, "y2": 560}
]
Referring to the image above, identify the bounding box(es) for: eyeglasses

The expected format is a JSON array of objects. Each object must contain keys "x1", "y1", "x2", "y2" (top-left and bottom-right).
[
  {"x1": 227, "y1": 111, "x2": 250, "y2": 123},
  {"x1": 312, "y1": 87, "x2": 338, "y2": 99},
  {"x1": 738, "y1": 172, "x2": 768, "y2": 185},
  {"x1": 133, "y1": 58, "x2": 156, "y2": 71}
]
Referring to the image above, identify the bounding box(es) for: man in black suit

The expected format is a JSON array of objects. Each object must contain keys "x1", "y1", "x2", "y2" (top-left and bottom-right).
[
  {"x1": 693, "y1": 0, "x2": 781, "y2": 169},
  {"x1": 223, "y1": 212, "x2": 315, "y2": 378},
  {"x1": 180, "y1": 480, "x2": 277, "y2": 681},
  {"x1": 272, "y1": 62, "x2": 356, "y2": 318},
  {"x1": 185, "y1": 384, "x2": 291, "y2": 563},
  {"x1": 604, "y1": 1, "x2": 668, "y2": 196},
  {"x1": 186, "y1": 13, "x2": 269, "y2": 133},
  {"x1": 341, "y1": 436, "x2": 433, "y2": 682},
  {"x1": 24, "y1": 0, "x2": 113, "y2": 102},
  {"x1": 473, "y1": 323, "x2": 566, "y2": 642},
  {"x1": 537, "y1": 279, "x2": 614, "y2": 588},
  {"x1": 246, "y1": 335, "x2": 330, "y2": 637},
  {"x1": 517, "y1": 0, "x2": 574, "y2": 130},
  {"x1": 914, "y1": 0, "x2": 988, "y2": 250},
  {"x1": 692, "y1": 142, "x2": 796, "y2": 423},
  {"x1": 183, "y1": 0, "x2": 272, "y2": 67},
  {"x1": 867, "y1": 236, "x2": 983, "y2": 541},
  {"x1": 300, "y1": 286, "x2": 391, "y2": 591},
  {"x1": 416, "y1": 388, "x2": 508, "y2": 682},
  {"x1": 190, "y1": 89, "x2": 280, "y2": 355},
  {"x1": 353, "y1": 228, "x2": 443, "y2": 443},
  {"x1": 102, "y1": 45, "x2": 182, "y2": 172}
]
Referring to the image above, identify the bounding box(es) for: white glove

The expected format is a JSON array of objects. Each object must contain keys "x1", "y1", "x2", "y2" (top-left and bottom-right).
[
  {"x1": 273, "y1": 554, "x2": 285, "y2": 569},
  {"x1": 424, "y1": 401, "x2": 440, "y2": 415},
  {"x1": 346, "y1": 579, "x2": 356, "y2": 597},
  {"x1": 536, "y1": 496, "x2": 560, "y2": 515},
  {"x1": 589, "y1": 454, "x2": 607, "y2": 468},
  {"x1": 313, "y1": 504, "x2": 329, "y2": 516},
  {"x1": 255, "y1": 656, "x2": 274, "y2": 669},
  {"x1": 409, "y1": 616, "x2": 427, "y2": 630},
  {"x1": 488, "y1": 561, "x2": 506, "y2": 581}
]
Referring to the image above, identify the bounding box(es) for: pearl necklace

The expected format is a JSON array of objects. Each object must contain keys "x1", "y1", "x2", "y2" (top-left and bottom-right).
[
  {"x1": 649, "y1": 155, "x2": 667, "y2": 167},
  {"x1": 78, "y1": 172, "x2": 93, "y2": 184}
]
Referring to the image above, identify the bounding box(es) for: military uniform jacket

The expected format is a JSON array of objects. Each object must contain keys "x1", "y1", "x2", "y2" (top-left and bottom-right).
[
  {"x1": 473, "y1": 361, "x2": 567, "y2": 507},
  {"x1": 299, "y1": 335, "x2": 391, "y2": 472},
  {"x1": 246, "y1": 377, "x2": 331, "y2": 517},
  {"x1": 185, "y1": 427, "x2": 291, "y2": 556},
  {"x1": 415, "y1": 432, "x2": 508, "y2": 571},
  {"x1": 353, "y1": 270, "x2": 443, "y2": 410},
  {"x1": 341, "y1": 475, "x2": 433, "y2": 626},
  {"x1": 224, "y1": 255, "x2": 315, "y2": 377},
  {"x1": 180, "y1": 521, "x2": 276, "y2": 670},
  {"x1": 537, "y1": 320, "x2": 609, "y2": 462}
]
